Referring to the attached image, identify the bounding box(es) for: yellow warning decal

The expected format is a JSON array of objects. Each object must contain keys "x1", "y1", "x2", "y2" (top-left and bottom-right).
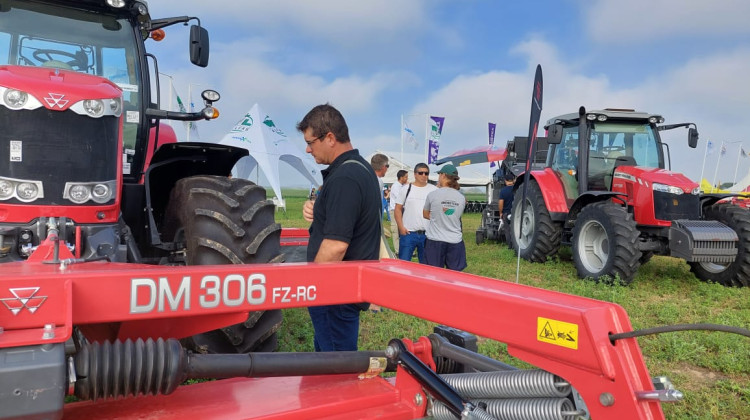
[{"x1": 537, "y1": 317, "x2": 579, "y2": 350}]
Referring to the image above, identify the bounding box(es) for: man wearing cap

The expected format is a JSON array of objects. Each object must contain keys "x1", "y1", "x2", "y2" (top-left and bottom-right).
[{"x1": 422, "y1": 164, "x2": 467, "y2": 271}]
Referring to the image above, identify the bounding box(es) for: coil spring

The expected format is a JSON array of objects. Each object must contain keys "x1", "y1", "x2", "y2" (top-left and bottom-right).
[
  {"x1": 74, "y1": 337, "x2": 186, "y2": 401},
  {"x1": 440, "y1": 369, "x2": 571, "y2": 399},
  {"x1": 431, "y1": 398, "x2": 576, "y2": 420}
]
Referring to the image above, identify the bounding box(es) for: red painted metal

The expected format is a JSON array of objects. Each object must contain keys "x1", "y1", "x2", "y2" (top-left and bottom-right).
[
  {"x1": 0, "y1": 236, "x2": 665, "y2": 419},
  {"x1": 280, "y1": 228, "x2": 310, "y2": 247},
  {"x1": 528, "y1": 168, "x2": 570, "y2": 213}
]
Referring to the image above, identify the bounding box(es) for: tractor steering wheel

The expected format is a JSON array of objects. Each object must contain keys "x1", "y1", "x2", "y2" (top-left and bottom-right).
[{"x1": 32, "y1": 49, "x2": 85, "y2": 70}]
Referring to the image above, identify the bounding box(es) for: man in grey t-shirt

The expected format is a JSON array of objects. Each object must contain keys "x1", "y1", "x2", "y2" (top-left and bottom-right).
[{"x1": 423, "y1": 164, "x2": 467, "y2": 271}]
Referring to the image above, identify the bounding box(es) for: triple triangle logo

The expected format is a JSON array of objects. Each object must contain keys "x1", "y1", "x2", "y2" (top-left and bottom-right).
[{"x1": 1, "y1": 287, "x2": 47, "y2": 315}]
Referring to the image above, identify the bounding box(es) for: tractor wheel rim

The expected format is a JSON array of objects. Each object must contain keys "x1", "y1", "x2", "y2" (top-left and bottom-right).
[
  {"x1": 518, "y1": 199, "x2": 534, "y2": 248},
  {"x1": 579, "y1": 219, "x2": 609, "y2": 272},
  {"x1": 698, "y1": 261, "x2": 729, "y2": 274}
]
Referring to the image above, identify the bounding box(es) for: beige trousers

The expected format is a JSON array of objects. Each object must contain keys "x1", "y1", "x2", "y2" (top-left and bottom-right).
[{"x1": 388, "y1": 209, "x2": 399, "y2": 253}]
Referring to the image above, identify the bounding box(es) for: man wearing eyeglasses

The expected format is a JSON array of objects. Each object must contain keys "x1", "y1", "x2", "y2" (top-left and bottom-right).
[
  {"x1": 393, "y1": 163, "x2": 437, "y2": 263},
  {"x1": 297, "y1": 104, "x2": 381, "y2": 352}
]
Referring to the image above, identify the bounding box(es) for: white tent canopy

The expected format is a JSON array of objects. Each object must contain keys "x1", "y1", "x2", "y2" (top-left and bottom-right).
[{"x1": 217, "y1": 104, "x2": 322, "y2": 204}]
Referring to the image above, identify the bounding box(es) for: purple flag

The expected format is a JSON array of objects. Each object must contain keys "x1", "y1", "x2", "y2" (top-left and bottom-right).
[
  {"x1": 427, "y1": 116, "x2": 445, "y2": 164},
  {"x1": 489, "y1": 122, "x2": 497, "y2": 167}
]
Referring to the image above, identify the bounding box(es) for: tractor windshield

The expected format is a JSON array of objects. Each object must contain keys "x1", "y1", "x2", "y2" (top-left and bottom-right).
[
  {"x1": 587, "y1": 121, "x2": 662, "y2": 190},
  {"x1": 0, "y1": 0, "x2": 142, "y2": 165}
]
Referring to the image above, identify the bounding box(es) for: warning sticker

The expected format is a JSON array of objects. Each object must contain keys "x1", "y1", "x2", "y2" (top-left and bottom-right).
[
  {"x1": 10, "y1": 140, "x2": 22, "y2": 162},
  {"x1": 537, "y1": 317, "x2": 579, "y2": 350}
]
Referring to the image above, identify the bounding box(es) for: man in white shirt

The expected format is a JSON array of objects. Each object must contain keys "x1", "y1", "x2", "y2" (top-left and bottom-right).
[
  {"x1": 394, "y1": 163, "x2": 437, "y2": 263},
  {"x1": 388, "y1": 170, "x2": 408, "y2": 253}
]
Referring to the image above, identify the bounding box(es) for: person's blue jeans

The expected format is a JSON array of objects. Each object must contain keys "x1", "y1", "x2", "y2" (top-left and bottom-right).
[
  {"x1": 398, "y1": 231, "x2": 426, "y2": 263},
  {"x1": 308, "y1": 304, "x2": 361, "y2": 351}
]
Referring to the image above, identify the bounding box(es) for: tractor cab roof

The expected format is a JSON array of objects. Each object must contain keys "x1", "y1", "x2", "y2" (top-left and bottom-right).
[{"x1": 545, "y1": 108, "x2": 664, "y2": 129}]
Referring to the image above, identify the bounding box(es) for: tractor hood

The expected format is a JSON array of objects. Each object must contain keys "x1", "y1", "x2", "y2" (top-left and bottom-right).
[
  {"x1": 0, "y1": 65, "x2": 121, "y2": 112},
  {"x1": 614, "y1": 165, "x2": 699, "y2": 194}
]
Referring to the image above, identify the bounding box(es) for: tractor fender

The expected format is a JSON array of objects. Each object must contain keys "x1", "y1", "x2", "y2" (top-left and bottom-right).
[
  {"x1": 143, "y1": 142, "x2": 250, "y2": 246},
  {"x1": 516, "y1": 169, "x2": 569, "y2": 217},
  {"x1": 566, "y1": 192, "x2": 627, "y2": 230}
]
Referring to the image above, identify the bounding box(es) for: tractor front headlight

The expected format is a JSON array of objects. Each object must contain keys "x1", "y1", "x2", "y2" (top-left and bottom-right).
[
  {"x1": 67, "y1": 184, "x2": 91, "y2": 203},
  {"x1": 652, "y1": 182, "x2": 684, "y2": 195},
  {"x1": 16, "y1": 182, "x2": 40, "y2": 201},
  {"x1": 0, "y1": 179, "x2": 14, "y2": 199},
  {"x1": 82, "y1": 99, "x2": 104, "y2": 117},
  {"x1": 64, "y1": 181, "x2": 116, "y2": 204},
  {"x1": 0, "y1": 87, "x2": 43, "y2": 110},
  {"x1": 70, "y1": 97, "x2": 122, "y2": 118},
  {"x1": 0, "y1": 176, "x2": 44, "y2": 201},
  {"x1": 3, "y1": 89, "x2": 28, "y2": 109}
]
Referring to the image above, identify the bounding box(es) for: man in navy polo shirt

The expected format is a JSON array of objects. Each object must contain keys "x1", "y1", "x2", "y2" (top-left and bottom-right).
[{"x1": 297, "y1": 104, "x2": 381, "y2": 351}]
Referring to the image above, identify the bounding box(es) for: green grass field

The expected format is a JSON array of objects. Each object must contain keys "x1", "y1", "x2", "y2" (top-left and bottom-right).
[{"x1": 274, "y1": 188, "x2": 749, "y2": 420}]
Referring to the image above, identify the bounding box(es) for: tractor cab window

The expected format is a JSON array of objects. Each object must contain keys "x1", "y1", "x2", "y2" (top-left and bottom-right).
[
  {"x1": 551, "y1": 126, "x2": 580, "y2": 202},
  {"x1": 587, "y1": 122, "x2": 661, "y2": 189}
]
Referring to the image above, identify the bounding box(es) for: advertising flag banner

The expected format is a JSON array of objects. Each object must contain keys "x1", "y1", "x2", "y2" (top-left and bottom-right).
[
  {"x1": 519, "y1": 65, "x2": 543, "y2": 238},
  {"x1": 706, "y1": 140, "x2": 714, "y2": 155},
  {"x1": 427, "y1": 116, "x2": 445, "y2": 164},
  {"x1": 402, "y1": 122, "x2": 419, "y2": 150},
  {"x1": 489, "y1": 122, "x2": 497, "y2": 167},
  {"x1": 187, "y1": 90, "x2": 201, "y2": 141}
]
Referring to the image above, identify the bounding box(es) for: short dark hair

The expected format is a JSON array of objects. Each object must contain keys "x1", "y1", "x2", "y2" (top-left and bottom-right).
[
  {"x1": 396, "y1": 169, "x2": 408, "y2": 179},
  {"x1": 414, "y1": 162, "x2": 429, "y2": 173},
  {"x1": 504, "y1": 172, "x2": 516, "y2": 182},
  {"x1": 296, "y1": 103, "x2": 350, "y2": 143},
  {"x1": 370, "y1": 153, "x2": 389, "y2": 171}
]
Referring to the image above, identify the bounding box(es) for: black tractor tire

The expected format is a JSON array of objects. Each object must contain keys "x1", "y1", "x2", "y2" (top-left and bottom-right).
[
  {"x1": 689, "y1": 203, "x2": 750, "y2": 287},
  {"x1": 639, "y1": 251, "x2": 654, "y2": 265},
  {"x1": 571, "y1": 201, "x2": 641, "y2": 284},
  {"x1": 510, "y1": 180, "x2": 561, "y2": 262},
  {"x1": 162, "y1": 175, "x2": 285, "y2": 353}
]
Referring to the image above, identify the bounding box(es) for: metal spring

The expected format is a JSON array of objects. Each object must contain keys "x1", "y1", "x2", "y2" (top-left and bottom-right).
[
  {"x1": 440, "y1": 369, "x2": 571, "y2": 399},
  {"x1": 431, "y1": 398, "x2": 577, "y2": 420},
  {"x1": 74, "y1": 337, "x2": 186, "y2": 401}
]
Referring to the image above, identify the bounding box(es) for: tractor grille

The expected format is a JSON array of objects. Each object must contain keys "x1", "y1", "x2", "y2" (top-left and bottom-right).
[
  {"x1": 653, "y1": 190, "x2": 700, "y2": 221},
  {"x1": 0, "y1": 107, "x2": 118, "y2": 205}
]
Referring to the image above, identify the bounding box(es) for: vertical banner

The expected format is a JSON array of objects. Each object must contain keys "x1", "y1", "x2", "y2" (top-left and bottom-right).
[
  {"x1": 427, "y1": 116, "x2": 445, "y2": 164},
  {"x1": 489, "y1": 122, "x2": 497, "y2": 167},
  {"x1": 516, "y1": 64, "x2": 543, "y2": 283}
]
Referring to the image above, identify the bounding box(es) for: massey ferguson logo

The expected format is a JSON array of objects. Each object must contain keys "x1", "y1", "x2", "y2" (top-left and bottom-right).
[
  {"x1": 1, "y1": 287, "x2": 47, "y2": 315},
  {"x1": 44, "y1": 93, "x2": 69, "y2": 109}
]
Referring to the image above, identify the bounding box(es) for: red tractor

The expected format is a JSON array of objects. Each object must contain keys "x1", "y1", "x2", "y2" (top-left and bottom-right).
[
  {"x1": 0, "y1": 2, "x2": 699, "y2": 419},
  {"x1": 511, "y1": 107, "x2": 750, "y2": 286},
  {"x1": 0, "y1": 0, "x2": 283, "y2": 353}
]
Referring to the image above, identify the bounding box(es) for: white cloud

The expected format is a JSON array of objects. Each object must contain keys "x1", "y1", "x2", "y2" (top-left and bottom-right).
[{"x1": 586, "y1": 0, "x2": 750, "y2": 43}]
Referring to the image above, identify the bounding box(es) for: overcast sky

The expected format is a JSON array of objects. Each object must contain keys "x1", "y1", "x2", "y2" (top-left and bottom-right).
[{"x1": 146, "y1": 0, "x2": 750, "y2": 187}]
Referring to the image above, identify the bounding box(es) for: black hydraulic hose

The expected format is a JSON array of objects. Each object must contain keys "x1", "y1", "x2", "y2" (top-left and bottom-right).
[{"x1": 610, "y1": 323, "x2": 750, "y2": 344}]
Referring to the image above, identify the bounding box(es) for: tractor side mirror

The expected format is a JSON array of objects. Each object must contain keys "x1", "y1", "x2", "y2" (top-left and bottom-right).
[
  {"x1": 547, "y1": 124, "x2": 562, "y2": 144},
  {"x1": 688, "y1": 127, "x2": 699, "y2": 148},
  {"x1": 189, "y1": 25, "x2": 209, "y2": 67}
]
